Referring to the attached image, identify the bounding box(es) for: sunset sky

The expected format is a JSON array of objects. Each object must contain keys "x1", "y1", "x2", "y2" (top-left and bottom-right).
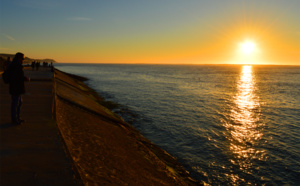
[{"x1": 0, "y1": 0, "x2": 299, "y2": 65}]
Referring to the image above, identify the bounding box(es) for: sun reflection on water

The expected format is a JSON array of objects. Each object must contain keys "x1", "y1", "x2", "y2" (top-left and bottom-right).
[
  {"x1": 233, "y1": 66, "x2": 260, "y2": 128},
  {"x1": 224, "y1": 65, "x2": 266, "y2": 182}
]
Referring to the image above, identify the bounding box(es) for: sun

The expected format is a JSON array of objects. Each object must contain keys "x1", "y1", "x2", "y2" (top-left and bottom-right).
[
  {"x1": 232, "y1": 39, "x2": 262, "y2": 64},
  {"x1": 239, "y1": 40, "x2": 257, "y2": 55}
]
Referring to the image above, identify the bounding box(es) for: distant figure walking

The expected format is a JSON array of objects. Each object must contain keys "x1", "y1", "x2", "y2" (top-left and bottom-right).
[
  {"x1": 4, "y1": 57, "x2": 11, "y2": 70},
  {"x1": 8, "y1": 52, "x2": 30, "y2": 125}
]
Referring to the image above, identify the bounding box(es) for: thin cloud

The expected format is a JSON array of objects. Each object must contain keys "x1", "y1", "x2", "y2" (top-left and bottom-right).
[
  {"x1": 68, "y1": 17, "x2": 92, "y2": 21},
  {"x1": 2, "y1": 33, "x2": 15, "y2": 41}
]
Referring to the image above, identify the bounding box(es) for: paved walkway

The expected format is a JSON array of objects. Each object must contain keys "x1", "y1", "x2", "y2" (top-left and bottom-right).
[{"x1": 0, "y1": 67, "x2": 79, "y2": 185}]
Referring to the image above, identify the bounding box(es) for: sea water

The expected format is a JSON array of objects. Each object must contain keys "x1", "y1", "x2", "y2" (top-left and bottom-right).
[{"x1": 55, "y1": 64, "x2": 300, "y2": 185}]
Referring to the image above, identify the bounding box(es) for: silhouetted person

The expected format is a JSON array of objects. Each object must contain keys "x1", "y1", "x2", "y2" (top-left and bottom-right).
[
  {"x1": 4, "y1": 57, "x2": 11, "y2": 71},
  {"x1": 8, "y1": 52, "x2": 30, "y2": 125},
  {"x1": 31, "y1": 61, "x2": 35, "y2": 71},
  {"x1": 50, "y1": 62, "x2": 54, "y2": 72},
  {"x1": 36, "y1": 62, "x2": 40, "y2": 71}
]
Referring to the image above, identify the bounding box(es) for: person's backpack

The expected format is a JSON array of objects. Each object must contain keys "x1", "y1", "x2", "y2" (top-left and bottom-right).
[{"x1": 2, "y1": 69, "x2": 10, "y2": 84}]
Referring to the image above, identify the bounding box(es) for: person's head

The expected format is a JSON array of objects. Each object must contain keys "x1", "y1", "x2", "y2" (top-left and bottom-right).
[{"x1": 13, "y1": 52, "x2": 25, "y2": 63}]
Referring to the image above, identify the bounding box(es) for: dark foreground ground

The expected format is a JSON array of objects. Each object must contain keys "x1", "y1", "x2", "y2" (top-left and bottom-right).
[
  {"x1": 0, "y1": 67, "x2": 200, "y2": 185},
  {"x1": 0, "y1": 67, "x2": 79, "y2": 185}
]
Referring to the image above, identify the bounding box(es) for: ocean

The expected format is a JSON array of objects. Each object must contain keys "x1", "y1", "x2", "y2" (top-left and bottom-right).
[{"x1": 55, "y1": 64, "x2": 300, "y2": 185}]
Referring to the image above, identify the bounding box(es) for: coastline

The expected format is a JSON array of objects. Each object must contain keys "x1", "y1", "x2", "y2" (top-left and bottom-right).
[{"x1": 53, "y1": 68, "x2": 200, "y2": 185}]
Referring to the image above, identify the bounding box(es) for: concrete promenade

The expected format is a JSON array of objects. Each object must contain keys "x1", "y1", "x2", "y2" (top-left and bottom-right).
[{"x1": 0, "y1": 67, "x2": 79, "y2": 185}]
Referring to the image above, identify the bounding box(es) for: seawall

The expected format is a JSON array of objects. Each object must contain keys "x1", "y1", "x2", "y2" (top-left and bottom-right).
[{"x1": 53, "y1": 69, "x2": 200, "y2": 185}]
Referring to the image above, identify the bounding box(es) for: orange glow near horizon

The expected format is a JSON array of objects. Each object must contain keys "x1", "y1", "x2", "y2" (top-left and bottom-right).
[
  {"x1": 25, "y1": 25, "x2": 299, "y2": 66},
  {"x1": 16, "y1": 8, "x2": 297, "y2": 66},
  {"x1": 1, "y1": 0, "x2": 299, "y2": 66},
  {"x1": 6, "y1": 12, "x2": 299, "y2": 66},
  {"x1": 2, "y1": 3, "x2": 299, "y2": 66}
]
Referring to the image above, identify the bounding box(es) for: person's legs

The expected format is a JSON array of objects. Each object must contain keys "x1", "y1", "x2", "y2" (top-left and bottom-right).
[
  {"x1": 11, "y1": 95, "x2": 22, "y2": 124},
  {"x1": 16, "y1": 96, "x2": 23, "y2": 121}
]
